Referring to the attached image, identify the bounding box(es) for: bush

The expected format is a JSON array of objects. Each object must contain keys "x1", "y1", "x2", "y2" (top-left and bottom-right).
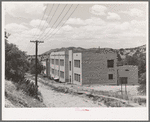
[
  {"x1": 138, "y1": 72, "x2": 146, "y2": 95},
  {"x1": 30, "y1": 60, "x2": 45, "y2": 75},
  {"x1": 18, "y1": 79, "x2": 38, "y2": 97}
]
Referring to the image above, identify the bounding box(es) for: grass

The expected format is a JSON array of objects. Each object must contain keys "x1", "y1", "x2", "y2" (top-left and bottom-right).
[{"x1": 5, "y1": 80, "x2": 46, "y2": 108}]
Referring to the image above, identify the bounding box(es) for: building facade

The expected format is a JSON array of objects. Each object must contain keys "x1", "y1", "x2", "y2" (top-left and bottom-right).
[
  {"x1": 48, "y1": 49, "x2": 119, "y2": 85},
  {"x1": 117, "y1": 65, "x2": 138, "y2": 85},
  {"x1": 50, "y1": 51, "x2": 69, "y2": 82}
]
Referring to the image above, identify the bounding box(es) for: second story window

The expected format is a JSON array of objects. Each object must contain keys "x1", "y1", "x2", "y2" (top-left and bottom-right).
[
  {"x1": 107, "y1": 60, "x2": 114, "y2": 68},
  {"x1": 52, "y1": 59, "x2": 54, "y2": 64},
  {"x1": 60, "y1": 59, "x2": 64, "y2": 66},
  {"x1": 55, "y1": 59, "x2": 59, "y2": 65},
  {"x1": 74, "y1": 60, "x2": 80, "y2": 68},
  {"x1": 69, "y1": 61, "x2": 71, "y2": 71}
]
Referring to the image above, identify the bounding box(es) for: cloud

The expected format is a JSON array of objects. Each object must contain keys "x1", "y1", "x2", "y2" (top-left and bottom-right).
[
  {"x1": 120, "y1": 8, "x2": 143, "y2": 17},
  {"x1": 89, "y1": 5, "x2": 107, "y2": 16},
  {"x1": 107, "y1": 12, "x2": 121, "y2": 20},
  {"x1": 5, "y1": 23, "x2": 29, "y2": 34},
  {"x1": 29, "y1": 19, "x2": 49, "y2": 28},
  {"x1": 5, "y1": 3, "x2": 46, "y2": 19},
  {"x1": 66, "y1": 18, "x2": 85, "y2": 25},
  {"x1": 62, "y1": 25, "x2": 73, "y2": 31},
  {"x1": 66, "y1": 17, "x2": 106, "y2": 26}
]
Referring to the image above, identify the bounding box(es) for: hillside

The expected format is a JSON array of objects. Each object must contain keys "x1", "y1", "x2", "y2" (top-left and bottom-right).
[{"x1": 27, "y1": 44, "x2": 146, "y2": 77}]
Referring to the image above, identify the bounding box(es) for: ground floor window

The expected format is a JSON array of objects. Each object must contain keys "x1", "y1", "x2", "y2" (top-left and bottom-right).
[
  {"x1": 60, "y1": 71, "x2": 64, "y2": 78},
  {"x1": 108, "y1": 74, "x2": 113, "y2": 80},
  {"x1": 74, "y1": 73, "x2": 80, "y2": 82},
  {"x1": 52, "y1": 69, "x2": 54, "y2": 74},
  {"x1": 70, "y1": 75, "x2": 71, "y2": 82}
]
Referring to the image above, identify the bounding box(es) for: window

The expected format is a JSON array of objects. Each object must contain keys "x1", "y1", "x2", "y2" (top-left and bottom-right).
[
  {"x1": 74, "y1": 73, "x2": 80, "y2": 82},
  {"x1": 60, "y1": 59, "x2": 64, "y2": 66},
  {"x1": 55, "y1": 59, "x2": 59, "y2": 65},
  {"x1": 74, "y1": 60, "x2": 80, "y2": 68},
  {"x1": 108, "y1": 74, "x2": 113, "y2": 80},
  {"x1": 107, "y1": 60, "x2": 114, "y2": 68},
  {"x1": 119, "y1": 77, "x2": 127, "y2": 84},
  {"x1": 54, "y1": 69, "x2": 57, "y2": 75},
  {"x1": 52, "y1": 59, "x2": 54, "y2": 64},
  {"x1": 52, "y1": 69, "x2": 54, "y2": 74},
  {"x1": 125, "y1": 69, "x2": 129, "y2": 71},
  {"x1": 58, "y1": 70, "x2": 59, "y2": 76},
  {"x1": 60, "y1": 71, "x2": 64, "y2": 78},
  {"x1": 70, "y1": 75, "x2": 71, "y2": 82},
  {"x1": 69, "y1": 61, "x2": 71, "y2": 71}
]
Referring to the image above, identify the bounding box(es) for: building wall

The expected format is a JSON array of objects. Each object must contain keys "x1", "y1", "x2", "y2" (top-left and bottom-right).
[
  {"x1": 46, "y1": 59, "x2": 50, "y2": 77},
  {"x1": 69, "y1": 50, "x2": 73, "y2": 83},
  {"x1": 82, "y1": 52, "x2": 117, "y2": 85},
  {"x1": 50, "y1": 51, "x2": 69, "y2": 82},
  {"x1": 50, "y1": 53, "x2": 55, "y2": 78},
  {"x1": 65, "y1": 51, "x2": 69, "y2": 82},
  {"x1": 117, "y1": 65, "x2": 138, "y2": 85},
  {"x1": 72, "y1": 53, "x2": 82, "y2": 85},
  {"x1": 41, "y1": 61, "x2": 46, "y2": 75}
]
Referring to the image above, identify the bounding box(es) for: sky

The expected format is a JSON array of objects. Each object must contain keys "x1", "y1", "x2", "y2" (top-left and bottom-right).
[{"x1": 4, "y1": 2, "x2": 148, "y2": 55}]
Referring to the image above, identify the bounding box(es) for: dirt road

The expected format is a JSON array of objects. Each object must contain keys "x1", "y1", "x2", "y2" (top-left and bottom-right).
[{"x1": 38, "y1": 82, "x2": 105, "y2": 107}]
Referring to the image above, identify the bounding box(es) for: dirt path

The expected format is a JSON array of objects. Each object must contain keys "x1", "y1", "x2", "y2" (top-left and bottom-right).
[{"x1": 38, "y1": 82, "x2": 105, "y2": 107}]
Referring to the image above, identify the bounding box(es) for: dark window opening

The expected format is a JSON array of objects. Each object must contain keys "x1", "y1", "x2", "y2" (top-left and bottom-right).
[
  {"x1": 69, "y1": 61, "x2": 71, "y2": 71},
  {"x1": 74, "y1": 73, "x2": 80, "y2": 82},
  {"x1": 60, "y1": 71, "x2": 64, "y2": 78},
  {"x1": 60, "y1": 59, "x2": 64, "y2": 66},
  {"x1": 107, "y1": 60, "x2": 114, "y2": 68},
  {"x1": 108, "y1": 74, "x2": 113, "y2": 80},
  {"x1": 52, "y1": 59, "x2": 54, "y2": 64},
  {"x1": 74, "y1": 60, "x2": 80, "y2": 68},
  {"x1": 70, "y1": 75, "x2": 71, "y2": 82}
]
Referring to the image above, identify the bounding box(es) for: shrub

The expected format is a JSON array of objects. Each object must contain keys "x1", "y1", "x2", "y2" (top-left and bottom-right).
[
  {"x1": 30, "y1": 60, "x2": 45, "y2": 75},
  {"x1": 138, "y1": 72, "x2": 146, "y2": 95},
  {"x1": 18, "y1": 79, "x2": 38, "y2": 97}
]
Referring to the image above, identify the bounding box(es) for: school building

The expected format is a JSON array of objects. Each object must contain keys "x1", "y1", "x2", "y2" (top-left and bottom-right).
[{"x1": 42, "y1": 49, "x2": 138, "y2": 85}]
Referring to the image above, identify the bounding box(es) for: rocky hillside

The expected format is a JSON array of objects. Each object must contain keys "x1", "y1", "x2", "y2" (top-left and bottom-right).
[
  {"x1": 118, "y1": 45, "x2": 146, "y2": 60},
  {"x1": 27, "y1": 45, "x2": 146, "y2": 77}
]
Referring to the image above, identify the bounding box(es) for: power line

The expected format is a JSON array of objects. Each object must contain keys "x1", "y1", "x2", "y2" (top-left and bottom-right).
[
  {"x1": 36, "y1": 4, "x2": 60, "y2": 40},
  {"x1": 31, "y1": 4, "x2": 48, "y2": 40},
  {"x1": 35, "y1": 4, "x2": 55, "y2": 40},
  {"x1": 43, "y1": 4, "x2": 79, "y2": 41},
  {"x1": 38, "y1": 4, "x2": 68, "y2": 40},
  {"x1": 41, "y1": 4, "x2": 73, "y2": 41}
]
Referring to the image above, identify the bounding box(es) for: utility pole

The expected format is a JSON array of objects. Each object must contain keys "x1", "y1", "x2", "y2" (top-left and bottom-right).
[{"x1": 30, "y1": 40, "x2": 44, "y2": 87}]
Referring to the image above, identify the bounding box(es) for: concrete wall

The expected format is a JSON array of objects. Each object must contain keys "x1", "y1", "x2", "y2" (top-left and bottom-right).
[
  {"x1": 82, "y1": 52, "x2": 117, "y2": 85},
  {"x1": 50, "y1": 51, "x2": 69, "y2": 82},
  {"x1": 117, "y1": 65, "x2": 138, "y2": 85},
  {"x1": 46, "y1": 59, "x2": 50, "y2": 77},
  {"x1": 69, "y1": 50, "x2": 73, "y2": 83},
  {"x1": 72, "y1": 53, "x2": 82, "y2": 85},
  {"x1": 41, "y1": 61, "x2": 46, "y2": 75}
]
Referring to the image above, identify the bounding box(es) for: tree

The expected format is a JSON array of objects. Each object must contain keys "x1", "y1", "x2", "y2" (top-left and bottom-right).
[
  {"x1": 138, "y1": 72, "x2": 146, "y2": 95},
  {"x1": 30, "y1": 59, "x2": 45, "y2": 75},
  {"x1": 5, "y1": 32, "x2": 29, "y2": 82}
]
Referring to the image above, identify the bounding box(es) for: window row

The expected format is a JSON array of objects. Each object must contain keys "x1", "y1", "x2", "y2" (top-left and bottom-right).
[{"x1": 50, "y1": 59, "x2": 64, "y2": 66}]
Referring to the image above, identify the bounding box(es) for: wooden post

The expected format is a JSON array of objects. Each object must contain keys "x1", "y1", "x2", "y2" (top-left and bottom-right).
[{"x1": 30, "y1": 40, "x2": 44, "y2": 87}]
